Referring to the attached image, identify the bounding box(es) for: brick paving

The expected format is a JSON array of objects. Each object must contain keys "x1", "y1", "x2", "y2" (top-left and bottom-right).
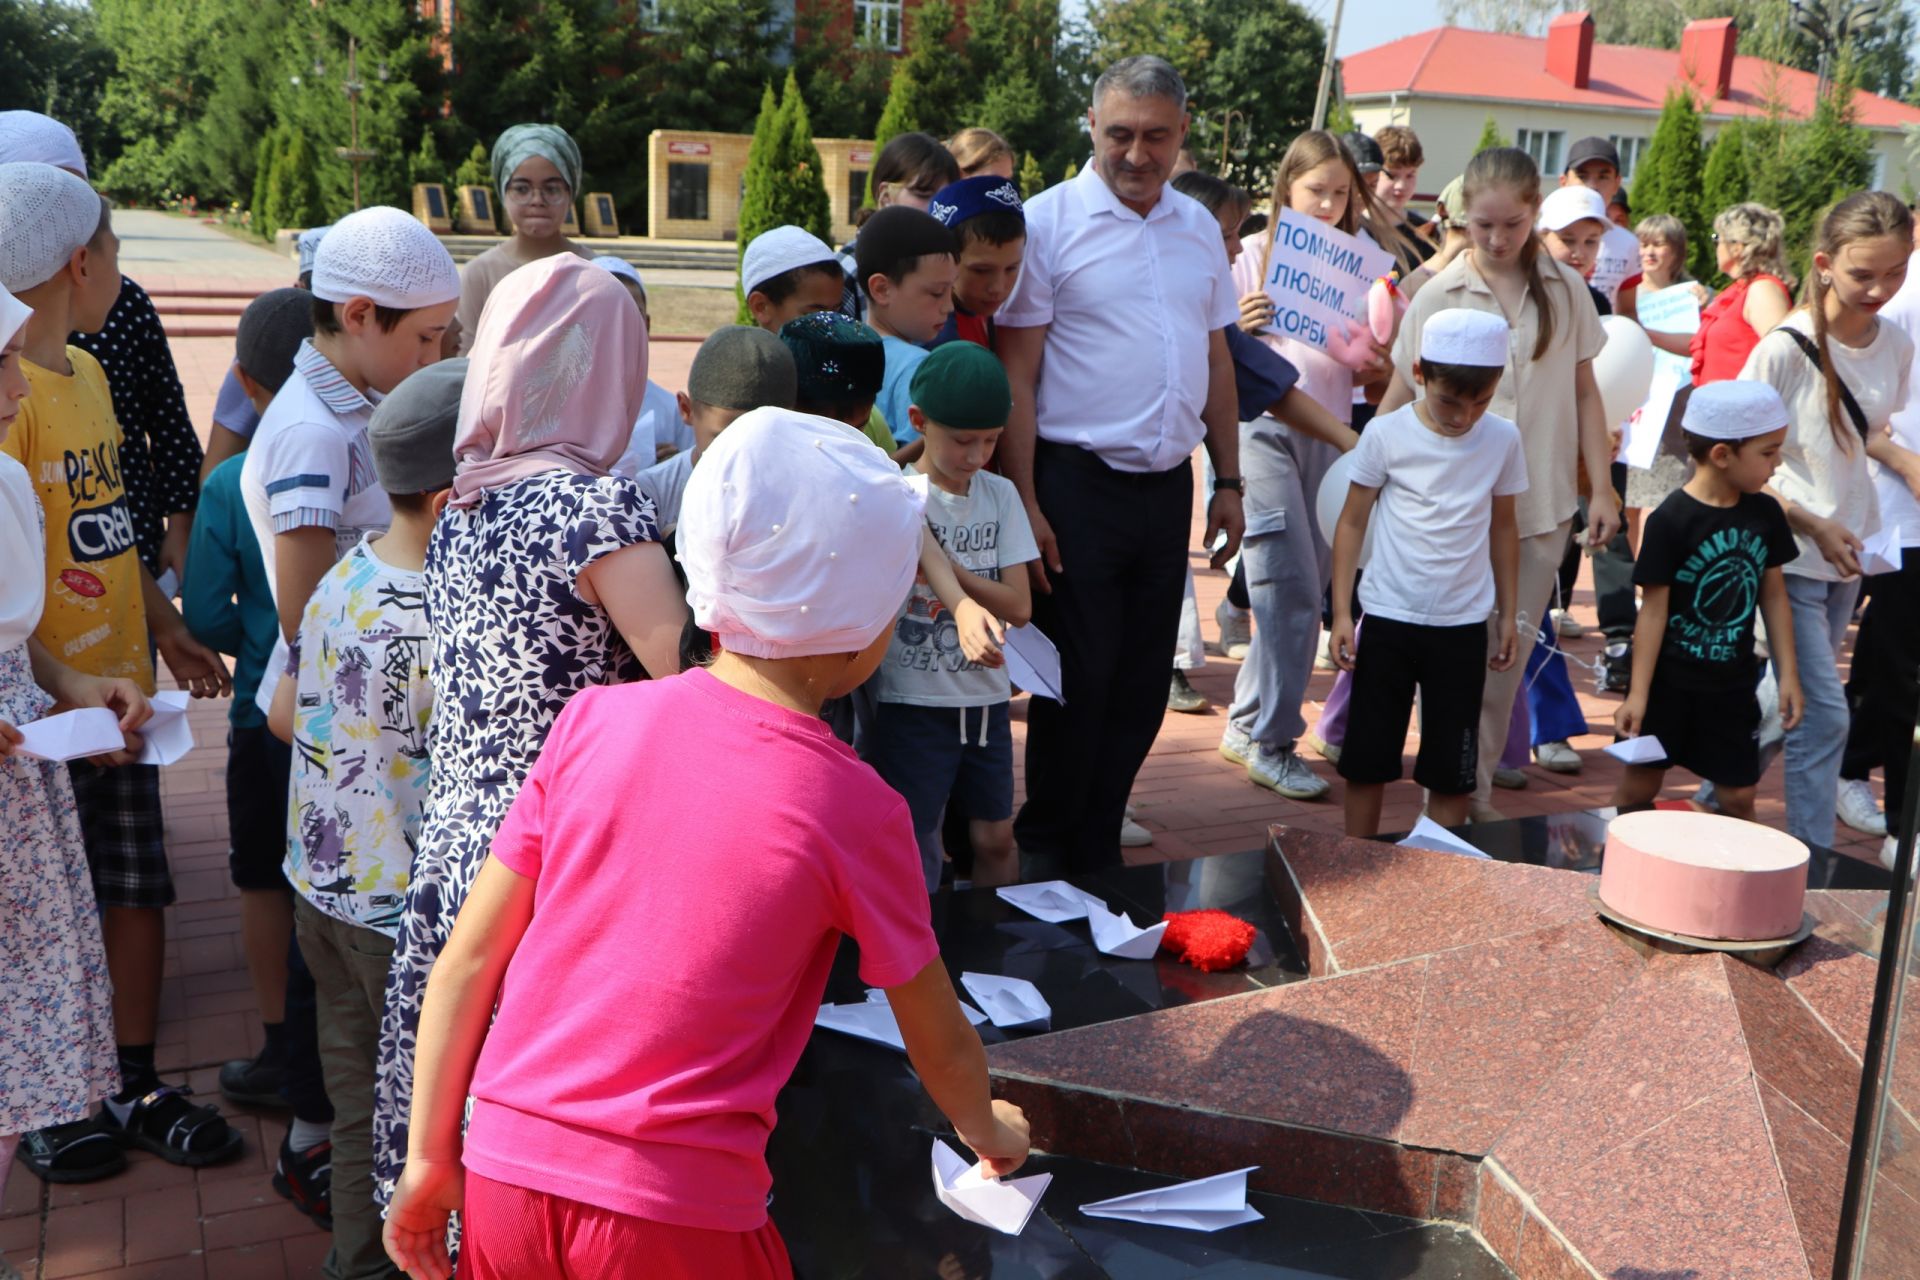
[{"x1": 1, "y1": 248, "x2": 1886, "y2": 1277}]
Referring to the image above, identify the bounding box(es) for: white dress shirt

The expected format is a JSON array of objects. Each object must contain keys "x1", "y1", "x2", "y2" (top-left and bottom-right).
[{"x1": 998, "y1": 163, "x2": 1239, "y2": 473}]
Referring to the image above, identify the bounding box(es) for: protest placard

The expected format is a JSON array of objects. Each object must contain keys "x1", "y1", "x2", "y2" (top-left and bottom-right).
[
  {"x1": 1618, "y1": 283, "x2": 1701, "y2": 468},
  {"x1": 1261, "y1": 208, "x2": 1396, "y2": 353}
]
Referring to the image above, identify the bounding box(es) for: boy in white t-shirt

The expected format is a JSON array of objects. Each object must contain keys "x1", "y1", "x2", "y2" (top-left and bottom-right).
[
  {"x1": 866, "y1": 342, "x2": 1038, "y2": 890},
  {"x1": 1328, "y1": 310, "x2": 1529, "y2": 836}
]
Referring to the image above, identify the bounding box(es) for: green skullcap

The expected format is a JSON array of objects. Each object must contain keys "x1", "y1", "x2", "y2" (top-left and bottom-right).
[
  {"x1": 491, "y1": 123, "x2": 582, "y2": 201},
  {"x1": 909, "y1": 341, "x2": 1012, "y2": 431}
]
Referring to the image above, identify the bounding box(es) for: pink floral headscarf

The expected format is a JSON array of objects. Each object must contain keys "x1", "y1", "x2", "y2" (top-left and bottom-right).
[{"x1": 449, "y1": 253, "x2": 647, "y2": 508}]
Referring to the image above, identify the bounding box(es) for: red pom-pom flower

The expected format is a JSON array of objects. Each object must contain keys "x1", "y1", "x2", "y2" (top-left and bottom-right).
[{"x1": 1159, "y1": 908, "x2": 1257, "y2": 972}]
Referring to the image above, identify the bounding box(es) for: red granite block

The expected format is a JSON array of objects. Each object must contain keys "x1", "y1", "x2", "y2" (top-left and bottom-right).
[
  {"x1": 1757, "y1": 1080, "x2": 1846, "y2": 1277},
  {"x1": 1724, "y1": 952, "x2": 1861, "y2": 1138},
  {"x1": 1512, "y1": 1212, "x2": 1599, "y2": 1280},
  {"x1": 1491, "y1": 952, "x2": 1750, "y2": 1197},
  {"x1": 1399, "y1": 920, "x2": 1642, "y2": 1155},
  {"x1": 988, "y1": 1077, "x2": 1134, "y2": 1169},
  {"x1": 1475, "y1": 1162, "x2": 1525, "y2": 1265},
  {"x1": 1432, "y1": 1154, "x2": 1479, "y2": 1223},
  {"x1": 1780, "y1": 934, "x2": 1878, "y2": 1055},
  {"x1": 1530, "y1": 1078, "x2": 1807, "y2": 1280}
]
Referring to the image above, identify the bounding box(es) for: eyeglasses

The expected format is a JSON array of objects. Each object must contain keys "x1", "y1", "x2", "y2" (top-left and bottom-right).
[{"x1": 505, "y1": 180, "x2": 572, "y2": 205}]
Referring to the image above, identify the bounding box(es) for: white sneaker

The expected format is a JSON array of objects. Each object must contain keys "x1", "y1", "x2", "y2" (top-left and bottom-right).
[
  {"x1": 1550, "y1": 608, "x2": 1586, "y2": 638},
  {"x1": 1882, "y1": 835, "x2": 1900, "y2": 870},
  {"x1": 1215, "y1": 600, "x2": 1252, "y2": 661},
  {"x1": 1314, "y1": 631, "x2": 1335, "y2": 672},
  {"x1": 1247, "y1": 744, "x2": 1331, "y2": 800},
  {"x1": 1534, "y1": 741, "x2": 1582, "y2": 774},
  {"x1": 1838, "y1": 779, "x2": 1888, "y2": 837},
  {"x1": 1120, "y1": 817, "x2": 1154, "y2": 848},
  {"x1": 1219, "y1": 725, "x2": 1255, "y2": 766},
  {"x1": 1124, "y1": 802, "x2": 1137, "y2": 820}
]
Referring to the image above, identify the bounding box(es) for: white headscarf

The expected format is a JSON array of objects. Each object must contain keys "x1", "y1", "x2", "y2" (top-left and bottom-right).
[{"x1": 0, "y1": 281, "x2": 44, "y2": 651}]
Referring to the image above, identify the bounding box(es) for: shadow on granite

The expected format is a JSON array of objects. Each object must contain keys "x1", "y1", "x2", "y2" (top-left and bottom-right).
[{"x1": 982, "y1": 822, "x2": 1902, "y2": 1280}]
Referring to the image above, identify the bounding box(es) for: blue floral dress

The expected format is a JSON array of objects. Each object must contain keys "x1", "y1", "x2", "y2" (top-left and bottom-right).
[
  {"x1": 0, "y1": 481, "x2": 118, "y2": 1135},
  {"x1": 373, "y1": 468, "x2": 658, "y2": 1199}
]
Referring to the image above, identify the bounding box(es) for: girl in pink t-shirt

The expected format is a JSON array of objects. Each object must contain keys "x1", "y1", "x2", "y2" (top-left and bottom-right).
[{"x1": 382, "y1": 408, "x2": 1031, "y2": 1280}]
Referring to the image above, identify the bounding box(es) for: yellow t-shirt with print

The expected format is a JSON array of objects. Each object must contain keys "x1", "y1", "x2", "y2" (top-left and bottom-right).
[{"x1": 1, "y1": 348, "x2": 154, "y2": 692}]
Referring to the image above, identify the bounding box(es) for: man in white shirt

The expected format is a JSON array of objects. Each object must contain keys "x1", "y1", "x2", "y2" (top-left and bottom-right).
[{"x1": 996, "y1": 55, "x2": 1244, "y2": 871}]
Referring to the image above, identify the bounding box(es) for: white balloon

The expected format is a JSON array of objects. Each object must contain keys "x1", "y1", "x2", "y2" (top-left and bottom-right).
[
  {"x1": 1314, "y1": 449, "x2": 1376, "y2": 566},
  {"x1": 1593, "y1": 314, "x2": 1656, "y2": 427}
]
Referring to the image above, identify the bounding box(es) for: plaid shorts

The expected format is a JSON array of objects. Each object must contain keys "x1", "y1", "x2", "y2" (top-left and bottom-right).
[{"x1": 67, "y1": 760, "x2": 173, "y2": 910}]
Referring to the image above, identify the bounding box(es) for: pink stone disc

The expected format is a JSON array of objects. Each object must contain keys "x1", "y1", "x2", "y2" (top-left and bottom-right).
[{"x1": 1599, "y1": 811, "x2": 1808, "y2": 942}]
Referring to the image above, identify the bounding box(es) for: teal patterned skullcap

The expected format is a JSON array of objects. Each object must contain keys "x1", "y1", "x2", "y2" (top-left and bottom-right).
[
  {"x1": 491, "y1": 124, "x2": 583, "y2": 201},
  {"x1": 779, "y1": 312, "x2": 885, "y2": 405}
]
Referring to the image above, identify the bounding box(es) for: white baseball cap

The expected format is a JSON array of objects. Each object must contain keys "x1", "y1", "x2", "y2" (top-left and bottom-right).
[{"x1": 1538, "y1": 186, "x2": 1610, "y2": 233}]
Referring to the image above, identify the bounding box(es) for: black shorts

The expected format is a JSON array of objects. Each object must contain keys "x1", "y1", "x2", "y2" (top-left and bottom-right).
[
  {"x1": 1632, "y1": 669, "x2": 1763, "y2": 788},
  {"x1": 868, "y1": 701, "x2": 1015, "y2": 834},
  {"x1": 227, "y1": 723, "x2": 294, "y2": 892},
  {"x1": 68, "y1": 760, "x2": 173, "y2": 910},
  {"x1": 1337, "y1": 615, "x2": 1488, "y2": 794}
]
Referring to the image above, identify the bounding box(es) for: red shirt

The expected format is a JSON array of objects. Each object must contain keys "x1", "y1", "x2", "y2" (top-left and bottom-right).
[
  {"x1": 1691, "y1": 273, "x2": 1790, "y2": 384},
  {"x1": 463, "y1": 669, "x2": 938, "y2": 1230}
]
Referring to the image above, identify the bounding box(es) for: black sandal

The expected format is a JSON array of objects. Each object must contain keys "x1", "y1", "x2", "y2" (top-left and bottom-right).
[
  {"x1": 98, "y1": 1084, "x2": 244, "y2": 1167},
  {"x1": 14, "y1": 1119, "x2": 127, "y2": 1183}
]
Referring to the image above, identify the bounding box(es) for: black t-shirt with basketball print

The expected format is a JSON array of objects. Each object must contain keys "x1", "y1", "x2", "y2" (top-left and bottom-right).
[{"x1": 1634, "y1": 489, "x2": 1798, "y2": 690}]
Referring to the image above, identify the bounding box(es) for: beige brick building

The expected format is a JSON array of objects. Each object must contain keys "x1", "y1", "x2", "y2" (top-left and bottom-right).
[{"x1": 648, "y1": 130, "x2": 877, "y2": 244}]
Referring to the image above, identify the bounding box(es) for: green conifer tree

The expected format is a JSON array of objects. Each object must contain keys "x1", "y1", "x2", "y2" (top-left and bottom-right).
[
  {"x1": 868, "y1": 63, "x2": 924, "y2": 206},
  {"x1": 1700, "y1": 122, "x2": 1752, "y2": 283},
  {"x1": 736, "y1": 80, "x2": 789, "y2": 321},
  {"x1": 1018, "y1": 151, "x2": 1047, "y2": 199},
  {"x1": 779, "y1": 71, "x2": 834, "y2": 244},
  {"x1": 1630, "y1": 89, "x2": 1707, "y2": 280},
  {"x1": 1474, "y1": 114, "x2": 1508, "y2": 154}
]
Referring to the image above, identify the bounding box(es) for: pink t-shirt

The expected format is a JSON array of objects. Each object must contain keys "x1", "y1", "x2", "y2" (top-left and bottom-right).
[{"x1": 462, "y1": 668, "x2": 939, "y2": 1231}]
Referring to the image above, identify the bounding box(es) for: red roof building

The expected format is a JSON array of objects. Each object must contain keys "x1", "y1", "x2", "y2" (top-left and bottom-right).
[{"x1": 1344, "y1": 13, "x2": 1920, "y2": 195}]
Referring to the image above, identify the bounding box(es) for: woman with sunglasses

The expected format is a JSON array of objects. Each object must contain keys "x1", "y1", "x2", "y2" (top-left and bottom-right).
[{"x1": 454, "y1": 124, "x2": 593, "y2": 354}]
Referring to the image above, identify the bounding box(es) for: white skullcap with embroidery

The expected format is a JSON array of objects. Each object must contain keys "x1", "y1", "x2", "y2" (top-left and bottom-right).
[
  {"x1": 1683, "y1": 380, "x2": 1790, "y2": 441},
  {"x1": 296, "y1": 225, "x2": 333, "y2": 278},
  {"x1": 1420, "y1": 308, "x2": 1510, "y2": 368},
  {"x1": 309, "y1": 206, "x2": 459, "y2": 309},
  {"x1": 678, "y1": 406, "x2": 926, "y2": 660},
  {"x1": 0, "y1": 162, "x2": 102, "y2": 294},
  {"x1": 0, "y1": 111, "x2": 86, "y2": 176}
]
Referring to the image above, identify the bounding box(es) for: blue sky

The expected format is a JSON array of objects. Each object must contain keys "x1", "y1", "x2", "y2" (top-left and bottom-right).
[{"x1": 1056, "y1": 0, "x2": 1449, "y2": 58}]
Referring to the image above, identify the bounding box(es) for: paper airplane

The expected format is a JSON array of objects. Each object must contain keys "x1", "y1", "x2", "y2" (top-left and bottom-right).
[
  {"x1": 14, "y1": 707, "x2": 124, "y2": 762},
  {"x1": 814, "y1": 990, "x2": 986, "y2": 1052},
  {"x1": 1862, "y1": 524, "x2": 1902, "y2": 576},
  {"x1": 1605, "y1": 736, "x2": 1668, "y2": 766},
  {"x1": 1396, "y1": 815, "x2": 1490, "y2": 860},
  {"x1": 931, "y1": 1138, "x2": 1052, "y2": 1235},
  {"x1": 1086, "y1": 899, "x2": 1168, "y2": 959},
  {"x1": 1079, "y1": 1167, "x2": 1265, "y2": 1232},
  {"x1": 996, "y1": 880, "x2": 1101, "y2": 924},
  {"x1": 959, "y1": 973, "x2": 1051, "y2": 1028},
  {"x1": 1003, "y1": 624, "x2": 1065, "y2": 703},
  {"x1": 136, "y1": 690, "x2": 196, "y2": 766}
]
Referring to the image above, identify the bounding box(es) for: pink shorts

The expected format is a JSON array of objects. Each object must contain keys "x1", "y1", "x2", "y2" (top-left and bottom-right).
[{"x1": 460, "y1": 1170, "x2": 794, "y2": 1279}]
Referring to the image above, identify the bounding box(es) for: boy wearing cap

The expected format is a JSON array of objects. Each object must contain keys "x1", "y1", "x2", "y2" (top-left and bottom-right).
[
  {"x1": 241, "y1": 206, "x2": 460, "y2": 649},
  {"x1": 855, "y1": 206, "x2": 960, "y2": 452},
  {"x1": 1561, "y1": 138, "x2": 1642, "y2": 319},
  {"x1": 267, "y1": 360, "x2": 462, "y2": 1278},
  {"x1": 1328, "y1": 310, "x2": 1528, "y2": 837},
  {"x1": 868, "y1": 343, "x2": 1039, "y2": 890},
  {"x1": 183, "y1": 288, "x2": 331, "y2": 1123},
  {"x1": 927, "y1": 175, "x2": 1026, "y2": 351},
  {"x1": 741, "y1": 225, "x2": 847, "y2": 333},
  {"x1": 779, "y1": 311, "x2": 908, "y2": 456},
  {"x1": 635, "y1": 326, "x2": 796, "y2": 536},
  {"x1": 593, "y1": 255, "x2": 695, "y2": 472},
  {"x1": 1613, "y1": 382, "x2": 1803, "y2": 820},
  {"x1": 0, "y1": 162, "x2": 241, "y2": 1175},
  {"x1": 1538, "y1": 186, "x2": 1615, "y2": 316},
  {"x1": 382, "y1": 406, "x2": 1030, "y2": 1280}
]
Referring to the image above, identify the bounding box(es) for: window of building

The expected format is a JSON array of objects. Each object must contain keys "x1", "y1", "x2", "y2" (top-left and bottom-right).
[
  {"x1": 635, "y1": 0, "x2": 662, "y2": 27},
  {"x1": 1517, "y1": 128, "x2": 1565, "y2": 179},
  {"x1": 848, "y1": 169, "x2": 868, "y2": 215},
  {"x1": 1608, "y1": 135, "x2": 1649, "y2": 181},
  {"x1": 856, "y1": 0, "x2": 904, "y2": 51},
  {"x1": 667, "y1": 162, "x2": 710, "y2": 221}
]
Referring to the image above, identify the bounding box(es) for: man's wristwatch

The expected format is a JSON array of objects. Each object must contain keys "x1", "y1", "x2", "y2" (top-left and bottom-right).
[{"x1": 1213, "y1": 477, "x2": 1244, "y2": 493}]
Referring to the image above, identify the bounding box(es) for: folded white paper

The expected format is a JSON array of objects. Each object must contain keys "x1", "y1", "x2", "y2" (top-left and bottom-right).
[
  {"x1": 1862, "y1": 524, "x2": 1902, "y2": 576},
  {"x1": 1079, "y1": 1167, "x2": 1265, "y2": 1232},
  {"x1": 959, "y1": 972, "x2": 1051, "y2": 1028},
  {"x1": 137, "y1": 690, "x2": 195, "y2": 766},
  {"x1": 1086, "y1": 900, "x2": 1167, "y2": 960},
  {"x1": 931, "y1": 1138, "x2": 1052, "y2": 1235},
  {"x1": 14, "y1": 707, "x2": 124, "y2": 762},
  {"x1": 814, "y1": 990, "x2": 986, "y2": 1052},
  {"x1": 153, "y1": 567, "x2": 181, "y2": 599},
  {"x1": 1396, "y1": 815, "x2": 1491, "y2": 860},
  {"x1": 996, "y1": 880, "x2": 1101, "y2": 924},
  {"x1": 1604, "y1": 735, "x2": 1668, "y2": 765},
  {"x1": 1004, "y1": 624, "x2": 1065, "y2": 703}
]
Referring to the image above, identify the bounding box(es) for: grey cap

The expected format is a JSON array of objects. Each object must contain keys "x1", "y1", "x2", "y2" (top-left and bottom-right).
[
  {"x1": 369, "y1": 359, "x2": 466, "y2": 495},
  {"x1": 234, "y1": 289, "x2": 316, "y2": 394},
  {"x1": 687, "y1": 326, "x2": 797, "y2": 412}
]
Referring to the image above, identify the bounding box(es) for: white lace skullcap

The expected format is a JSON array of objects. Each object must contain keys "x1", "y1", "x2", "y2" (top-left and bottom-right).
[
  {"x1": 296, "y1": 224, "x2": 333, "y2": 277},
  {"x1": 1683, "y1": 380, "x2": 1789, "y2": 441},
  {"x1": 309, "y1": 206, "x2": 459, "y2": 309},
  {"x1": 0, "y1": 111, "x2": 86, "y2": 176},
  {"x1": 679, "y1": 407, "x2": 926, "y2": 660},
  {"x1": 1420, "y1": 309, "x2": 1510, "y2": 368},
  {"x1": 0, "y1": 162, "x2": 101, "y2": 294}
]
